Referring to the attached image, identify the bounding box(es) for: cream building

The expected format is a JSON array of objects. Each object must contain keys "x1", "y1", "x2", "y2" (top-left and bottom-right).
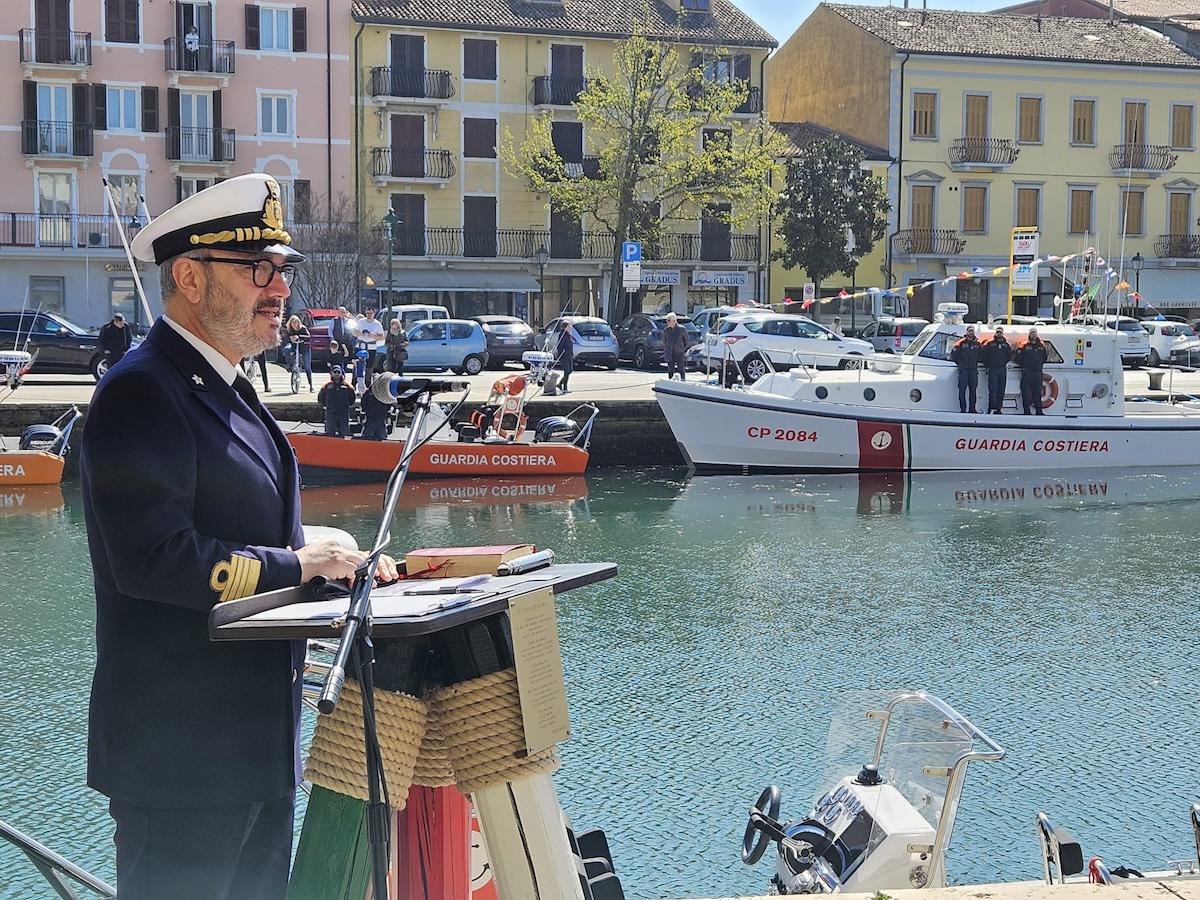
[
  {"x1": 351, "y1": 0, "x2": 775, "y2": 324},
  {"x1": 770, "y1": 5, "x2": 1200, "y2": 320}
]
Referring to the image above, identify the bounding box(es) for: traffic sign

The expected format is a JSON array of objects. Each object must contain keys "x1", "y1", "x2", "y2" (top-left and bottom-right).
[
  {"x1": 622, "y1": 241, "x2": 642, "y2": 263},
  {"x1": 803, "y1": 283, "x2": 815, "y2": 302}
]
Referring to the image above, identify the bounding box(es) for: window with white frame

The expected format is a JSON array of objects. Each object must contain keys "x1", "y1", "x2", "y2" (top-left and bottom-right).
[
  {"x1": 259, "y1": 93, "x2": 292, "y2": 136},
  {"x1": 276, "y1": 179, "x2": 295, "y2": 220},
  {"x1": 259, "y1": 7, "x2": 292, "y2": 51},
  {"x1": 180, "y1": 177, "x2": 212, "y2": 199},
  {"x1": 107, "y1": 86, "x2": 139, "y2": 132}
]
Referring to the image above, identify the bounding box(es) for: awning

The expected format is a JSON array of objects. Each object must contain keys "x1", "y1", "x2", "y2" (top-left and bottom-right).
[
  {"x1": 377, "y1": 269, "x2": 540, "y2": 293},
  {"x1": 1132, "y1": 269, "x2": 1200, "y2": 309}
]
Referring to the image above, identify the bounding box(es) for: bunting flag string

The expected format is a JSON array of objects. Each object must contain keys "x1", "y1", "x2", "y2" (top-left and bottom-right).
[{"x1": 772, "y1": 248, "x2": 1136, "y2": 310}]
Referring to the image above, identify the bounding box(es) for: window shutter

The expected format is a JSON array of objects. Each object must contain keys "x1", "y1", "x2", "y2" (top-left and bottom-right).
[
  {"x1": 141, "y1": 86, "x2": 158, "y2": 132},
  {"x1": 293, "y1": 8, "x2": 307, "y2": 53},
  {"x1": 295, "y1": 180, "x2": 311, "y2": 223},
  {"x1": 23, "y1": 80, "x2": 37, "y2": 122},
  {"x1": 176, "y1": 176, "x2": 183, "y2": 203},
  {"x1": 213, "y1": 90, "x2": 222, "y2": 131},
  {"x1": 93, "y1": 83, "x2": 108, "y2": 130},
  {"x1": 464, "y1": 39, "x2": 478, "y2": 78},
  {"x1": 73, "y1": 83, "x2": 89, "y2": 126},
  {"x1": 167, "y1": 87, "x2": 180, "y2": 129},
  {"x1": 104, "y1": 0, "x2": 119, "y2": 41},
  {"x1": 245, "y1": 4, "x2": 260, "y2": 50}
]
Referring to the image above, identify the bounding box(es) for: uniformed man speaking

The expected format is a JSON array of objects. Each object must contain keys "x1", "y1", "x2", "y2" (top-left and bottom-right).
[{"x1": 81, "y1": 174, "x2": 396, "y2": 899}]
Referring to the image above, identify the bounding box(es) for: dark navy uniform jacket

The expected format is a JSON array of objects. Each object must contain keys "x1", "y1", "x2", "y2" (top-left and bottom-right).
[{"x1": 81, "y1": 319, "x2": 305, "y2": 809}]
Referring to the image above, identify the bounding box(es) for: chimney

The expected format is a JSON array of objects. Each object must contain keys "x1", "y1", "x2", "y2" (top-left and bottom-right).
[
  {"x1": 1036, "y1": 0, "x2": 1042, "y2": 30},
  {"x1": 921, "y1": 0, "x2": 927, "y2": 23},
  {"x1": 1109, "y1": 0, "x2": 1115, "y2": 25}
]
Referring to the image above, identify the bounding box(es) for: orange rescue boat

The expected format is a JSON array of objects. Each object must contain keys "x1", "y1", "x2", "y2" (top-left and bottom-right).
[{"x1": 0, "y1": 408, "x2": 82, "y2": 487}]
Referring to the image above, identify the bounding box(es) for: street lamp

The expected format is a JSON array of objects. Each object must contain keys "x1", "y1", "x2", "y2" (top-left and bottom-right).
[
  {"x1": 533, "y1": 244, "x2": 550, "y2": 327},
  {"x1": 1132, "y1": 251, "x2": 1144, "y2": 317},
  {"x1": 381, "y1": 207, "x2": 400, "y2": 308}
]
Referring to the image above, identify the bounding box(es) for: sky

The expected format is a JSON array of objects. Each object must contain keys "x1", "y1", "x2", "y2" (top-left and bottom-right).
[{"x1": 732, "y1": 0, "x2": 1007, "y2": 44}]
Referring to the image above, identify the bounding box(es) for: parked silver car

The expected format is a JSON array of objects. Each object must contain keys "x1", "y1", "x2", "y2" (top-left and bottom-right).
[
  {"x1": 859, "y1": 317, "x2": 930, "y2": 353},
  {"x1": 538, "y1": 316, "x2": 619, "y2": 369}
]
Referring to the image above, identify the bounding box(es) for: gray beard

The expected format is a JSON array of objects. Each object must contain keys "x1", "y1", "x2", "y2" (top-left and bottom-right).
[{"x1": 195, "y1": 279, "x2": 279, "y2": 360}]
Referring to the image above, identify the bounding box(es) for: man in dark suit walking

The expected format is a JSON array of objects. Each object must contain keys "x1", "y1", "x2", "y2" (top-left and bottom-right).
[
  {"x1": 97, "y1": 311, "x2": 133, "y2": 369},
  {"x1": 81, "y1": 174, "x2": 396, "y2": 900}
]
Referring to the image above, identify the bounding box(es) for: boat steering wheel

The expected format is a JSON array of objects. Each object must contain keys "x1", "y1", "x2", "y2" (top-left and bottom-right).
[
  {"x1": 741, "y1": 785, "x2": 783, "y2": 865},
  {"x1": 779, "y1": 819, "x2": 843, "y2": 877}
]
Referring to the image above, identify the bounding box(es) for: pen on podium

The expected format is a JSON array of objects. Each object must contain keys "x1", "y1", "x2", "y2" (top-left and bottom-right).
[{"x1": 496, "y1": 549, "x2": 555, "y2": 576}]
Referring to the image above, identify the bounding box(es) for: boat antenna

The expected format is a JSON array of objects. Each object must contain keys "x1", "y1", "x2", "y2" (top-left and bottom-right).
[
  {"x1": 101, "y1": 176, "x2": 155, "y2": 326},
  {"x1": 13, "y1": 285, "x2": 29, "y2": 351}
]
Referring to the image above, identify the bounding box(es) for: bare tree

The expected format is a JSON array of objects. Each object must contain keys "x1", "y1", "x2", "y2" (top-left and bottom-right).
[{"x1": 290, "y1": 193, "x2": 388, "y2": 312}]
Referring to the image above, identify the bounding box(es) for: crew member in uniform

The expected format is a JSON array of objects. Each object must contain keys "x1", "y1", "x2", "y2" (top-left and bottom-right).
[
  {"x1": 950, "y1": 325, "x2": 982, "y2": 414},
  {"x1": 1016, "y1": 327, "x2": 1049, "y2": 416},
  {"x1": 980, "y1": 325, "x2": 1012, "y2": 415},
  {"x1": 80, "y1": 173, "x2": 397, "y2": 900}
]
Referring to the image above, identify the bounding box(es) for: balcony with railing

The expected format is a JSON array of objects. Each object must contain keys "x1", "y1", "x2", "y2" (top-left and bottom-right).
[
  {"x1": 533, "y1": 76, "x2": 587, "y2": 106},
  {"x1": 166, "y1": 126, "x2": 236, "y2": 163},
  {"x1": 369, "y1": 67, "x2": 454, "y2": 101},
  {"x1": 0, "y1": 213, "x2": 135, "y2": 250},
  {"x1": 948, "y1": 138, "x2": 1020, "y2": 169},
  {"x1": 21, "y1": 120, "x2": 93, "y2": 158},
  {"x1": 735, "y1": 86, "x2": 763, "y2": 115},
  {"x1": 18, "y1": 29, "x2": 91, "y2": 67},
  {"x1": 1110, "y1": 144, "x2": 1178, "y2": 174},
  {"x1": 164, "y1": 37, "x2": 235, "y2": 75},
  {"x1": 892, "y1": 229, "x2": 966, "y2": 257},
  {"x1": 370, "y1": 148, "x2": 455, "y2": 181},
  {"x1": 1154, "y1": 234, "x2": 1200, "y2": 258}
]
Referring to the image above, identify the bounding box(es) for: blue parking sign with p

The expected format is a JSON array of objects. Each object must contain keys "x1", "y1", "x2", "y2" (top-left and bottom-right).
[{"x1": 622, "y1": 241, "x2": 642, "y2": 262}]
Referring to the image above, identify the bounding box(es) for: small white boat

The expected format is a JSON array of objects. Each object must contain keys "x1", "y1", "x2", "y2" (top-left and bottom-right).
[
  {"x1": 740, "y1": 690, "x2": 1004, "y2": 894},
  {"x1": 1037, "y1": 806, "x2": 1200, "y2": 886},
  {"x1": 656, "y1": 304, "x2": 1200, "y2": 474}
]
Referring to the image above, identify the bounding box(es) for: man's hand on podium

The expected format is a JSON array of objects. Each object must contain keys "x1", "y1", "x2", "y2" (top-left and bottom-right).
[{"x1": 296, "y1": 540, "x2": 399, "y2": 586}]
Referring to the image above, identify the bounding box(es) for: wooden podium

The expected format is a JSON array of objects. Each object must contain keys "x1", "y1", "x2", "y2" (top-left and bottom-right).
[{"x1": 209, "y1": 563, "x2": 616, "y2": 900}]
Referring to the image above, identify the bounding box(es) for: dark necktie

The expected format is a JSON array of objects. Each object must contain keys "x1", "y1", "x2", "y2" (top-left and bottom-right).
[{"x1": 232, "y1": 374, "x2": 264, "y2": 418}]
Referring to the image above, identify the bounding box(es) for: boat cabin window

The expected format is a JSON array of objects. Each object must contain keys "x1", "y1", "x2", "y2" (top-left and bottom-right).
[
  {"x1": 916, "y1": 331, "x2": 954, "y2": 360},
  {"x1": 1037, "y1": 340, "x2": 1064, "y2": 363},
  {"x1": 903, "y1": 330, "x2": 933, "y2": 357}
]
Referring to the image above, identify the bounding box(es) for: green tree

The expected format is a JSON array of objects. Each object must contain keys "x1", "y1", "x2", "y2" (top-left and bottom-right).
[
  {"x1": 502, "y1": 24, "x2": 786, "y2": 321},
  {"x1": 773, "y1": 137, "x2": 890, "y2": 299}
]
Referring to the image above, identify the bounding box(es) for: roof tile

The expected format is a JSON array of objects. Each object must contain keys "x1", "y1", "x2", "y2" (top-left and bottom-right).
[{"x1": 826, "y1": 3, "x2": 1200, "y2": 67}]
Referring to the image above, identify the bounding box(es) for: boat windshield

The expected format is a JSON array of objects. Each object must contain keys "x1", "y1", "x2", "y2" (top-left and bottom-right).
[
  {"x1": 916, "y1": 332, "x2": 955, "y2": 361},
  {"x1": 902, "y1": 331, "x2": 933, "y2": 357},
  {"x1": 815, "y1": 691, "x2": 1001, "y2": 837}
]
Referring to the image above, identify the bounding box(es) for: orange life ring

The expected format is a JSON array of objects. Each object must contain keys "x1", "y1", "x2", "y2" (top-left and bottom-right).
[
  {"x1": 1041, "y1": 374, "x2": 1059, "y2": 409},
  {"x1": 491, "y1": 374, "x2": 526, "y2": 397}
]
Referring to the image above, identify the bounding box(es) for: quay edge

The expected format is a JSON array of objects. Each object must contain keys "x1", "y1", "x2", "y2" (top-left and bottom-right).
[{"x1": 687, "y1": 881, "x2": 1198, "y2": 900}]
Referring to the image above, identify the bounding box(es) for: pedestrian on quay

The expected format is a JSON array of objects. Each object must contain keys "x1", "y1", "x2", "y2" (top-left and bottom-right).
[
  {"x1": 332, "y1": 305, "x2": 351, "y2": 348},
  {"x1": 384, "y1": 318, "x2": 409, "y2": 374},
  {"x1": 283, "y1": 314, "x2": 313, "y2": 391},
  {"x1": 360, "y1": 373, "x2": 392, "y2": 441},
  {"x1": 950, "y1": 325, "x2": 982, "y2": 414},
  {"x1": 245, "y1": 349, "x2": 271, "y2": 393},
  {"x1": 980, "y1": 325, "x2": 1012, "y2": 415},
  {"x1": 326, "y1": 340, "x2": 347, "y2": 374},
  {"x1": 98, "y1": 311, "x2": 133, "y2": 371},
  {"x1": 355, "y1": 306, "x2": 385, "y2": 373},
  {"x1": 81, "y1": 173, "x2": 397, "y2": 900},
  {"x1": 318, "y1": 365, "x2": 355, "y2": 436},
  {"x1": 661, "y1": 312, "x2": 689, "y2": 381},
  {"x1": 831, "y1": 316, "x2": 844, "y2": 336},
  {"x1": 554, "y1": 318, "x2": 580, "y2": 394},
  {"x1": 1016, "y1": 327, "x2": 1049, "y2": 416}
]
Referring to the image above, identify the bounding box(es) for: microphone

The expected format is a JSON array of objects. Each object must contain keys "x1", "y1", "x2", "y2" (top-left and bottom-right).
[{"x1": 371, "y1": 375, "x2": 471, "y2": 404}]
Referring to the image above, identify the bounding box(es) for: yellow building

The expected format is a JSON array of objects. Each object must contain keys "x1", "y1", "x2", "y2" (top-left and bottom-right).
[
  {"x1": 769, "y1": 5, "x2": 1200, "y2": 321},
  {"x1": 768, "y1": 121, "x2": 892, "y2": 330},
  {"x1": 350, "y1": 0, "x2": 775, "y2": 324}
]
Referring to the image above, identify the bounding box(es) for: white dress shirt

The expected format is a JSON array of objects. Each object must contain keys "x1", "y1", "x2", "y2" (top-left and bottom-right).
[{"x1": 163, "y1": 315, "x2": 240, "y2": 387}]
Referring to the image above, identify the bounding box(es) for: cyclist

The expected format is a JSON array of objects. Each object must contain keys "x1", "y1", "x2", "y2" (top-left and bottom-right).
[{"x1": 282, "y1": 315, "x2": 312, "y2": 392}]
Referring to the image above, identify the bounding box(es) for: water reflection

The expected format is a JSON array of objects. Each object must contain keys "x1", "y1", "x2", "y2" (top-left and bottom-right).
[{"x1": 0, "y1": 485, "x2": 65, "y2": 518}]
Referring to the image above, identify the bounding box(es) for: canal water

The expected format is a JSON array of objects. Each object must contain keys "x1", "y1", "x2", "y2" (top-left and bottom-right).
[{"x1": 2, "y1": 469, "x2": 1199, "y2": 899}]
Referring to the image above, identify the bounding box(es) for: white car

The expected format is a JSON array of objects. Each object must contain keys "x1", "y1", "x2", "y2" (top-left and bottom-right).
[
  {"x1": 708, "y1": 313, "x2": 874, "y2": 381},
  {"x1": 1082, "y1": 315, "x2": 1150, "y2": 367},
  {"x1": 691, "y1": 305, "x2": 772, "y2": 338},
  {"x1": 1142, "y1": 320, "x2": 1200, "y2": 367}
]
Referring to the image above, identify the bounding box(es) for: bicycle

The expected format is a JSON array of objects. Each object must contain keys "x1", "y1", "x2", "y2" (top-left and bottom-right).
[{"x1": 288, "y1": 337, "x2": 303, "y2": 395}]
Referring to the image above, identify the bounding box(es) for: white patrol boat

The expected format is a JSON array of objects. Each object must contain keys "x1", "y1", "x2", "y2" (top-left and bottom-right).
[{"x1": 655, "y1": 303, "x2": 1200, "y2": 473}]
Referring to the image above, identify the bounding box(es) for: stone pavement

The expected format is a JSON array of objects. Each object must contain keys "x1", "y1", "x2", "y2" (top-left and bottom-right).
[{"x1": 6, "y1": 363, "x2": 1200, "y2": 409}]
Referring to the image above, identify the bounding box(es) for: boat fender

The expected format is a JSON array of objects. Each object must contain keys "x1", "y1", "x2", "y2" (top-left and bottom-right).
[
  {"x1": 1042, "y1": 374, "x2": 1059, "y2": 409},
  {"x1": 741, "y1": 785, "x2": 783, "y2": 865}
]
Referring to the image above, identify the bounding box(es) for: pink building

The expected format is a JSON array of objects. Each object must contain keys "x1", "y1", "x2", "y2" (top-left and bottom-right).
[{"x1": 2, "y1": 0, "x2": 352, "y2": 328}]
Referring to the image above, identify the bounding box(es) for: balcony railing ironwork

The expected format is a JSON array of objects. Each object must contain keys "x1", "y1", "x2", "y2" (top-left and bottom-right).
[
  {"x1": 1110, "y1": 143, "x2": 1178, "y2": 172},
  {"x1": 948, "y1": 138, "x2": 1020, "y2": 166},
  {"x1": 370, "y1": 148, "x2": 455, "y2": 180},
  {"x1": 892, "y1": 229, "x2": 967, "y2": 256},
  {"x1": 533, "y1": 76, "x2": 587, "y2": 106},
  {"x1": 0, "y1": 212, "x2": 137, "y2": 249},
  {"x1": 164, "y1": 37, "x2": 235, "y2": 74},
  {"x1": 383, "y1": 226, "x2": 759, "y2": 262},
  {"x1": 21, "y1": 120, "x2": 93, "y2": 157},
  {"x1": 735, "y1": 86, "x2": 763, "y2": 115},
  {"x1": 1154, "y1": 233, "x2": 1200, "y2": 258},
  {"x1": 166, "y1": 126, "x2": 235, "y2": 162},
  {"x1": 369, "y1": 67, "x2": 454, "y2": 100},
  {"x1": 18, "y1": 28, "x2": 91, "y2": 66}
]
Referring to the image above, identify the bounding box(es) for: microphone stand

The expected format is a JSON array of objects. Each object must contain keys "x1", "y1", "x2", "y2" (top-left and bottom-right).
[{"x1": 317, "y1": 386, "x2": 435, "y2": 900}]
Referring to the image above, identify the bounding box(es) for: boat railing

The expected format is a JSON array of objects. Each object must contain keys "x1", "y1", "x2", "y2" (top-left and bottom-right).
[
  {"x1": 565, "y1": 403, "x2": 599, "y2": 450},
  {"x1": 0, "y1": 817, "x2": 117, "y2": 898}
]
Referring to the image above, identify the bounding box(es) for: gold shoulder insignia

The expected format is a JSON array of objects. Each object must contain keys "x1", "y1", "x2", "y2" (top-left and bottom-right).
[{"x1": 210, "y1": 553, "x2": 262, "y2": 603}]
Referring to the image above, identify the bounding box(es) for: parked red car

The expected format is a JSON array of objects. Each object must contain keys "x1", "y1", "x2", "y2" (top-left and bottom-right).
[{"x1": 296, "y1": 308, "x2": 342, "y2": 366}]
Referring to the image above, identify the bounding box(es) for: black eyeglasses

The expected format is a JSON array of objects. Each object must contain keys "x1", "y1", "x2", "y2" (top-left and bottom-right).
[{"x1": 196, "y1": 256, "x2": 297, "y2": 288}]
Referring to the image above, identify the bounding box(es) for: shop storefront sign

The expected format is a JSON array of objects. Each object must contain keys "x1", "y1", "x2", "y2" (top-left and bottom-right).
[
  {"x1": 692, "y1": 270, "x2": 749, "y2": 288},
  {"x1": 641, "y1": 270, "x2": 680, "y2": 286}
]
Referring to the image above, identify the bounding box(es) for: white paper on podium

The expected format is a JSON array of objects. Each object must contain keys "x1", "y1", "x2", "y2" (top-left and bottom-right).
[{"x1": 241, "y1": 572, "x2": 560, "y2": 623}]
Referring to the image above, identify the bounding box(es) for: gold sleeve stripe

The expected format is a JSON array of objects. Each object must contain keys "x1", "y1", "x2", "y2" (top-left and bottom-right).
[{"x1": 209, "y1": 553, "x2": 263, "y2": 603}]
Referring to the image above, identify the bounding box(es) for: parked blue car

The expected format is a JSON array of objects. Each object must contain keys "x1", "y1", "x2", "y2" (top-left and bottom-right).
[{"x1": 404, "y1": 319, "x2": 489, "y2": 374}]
